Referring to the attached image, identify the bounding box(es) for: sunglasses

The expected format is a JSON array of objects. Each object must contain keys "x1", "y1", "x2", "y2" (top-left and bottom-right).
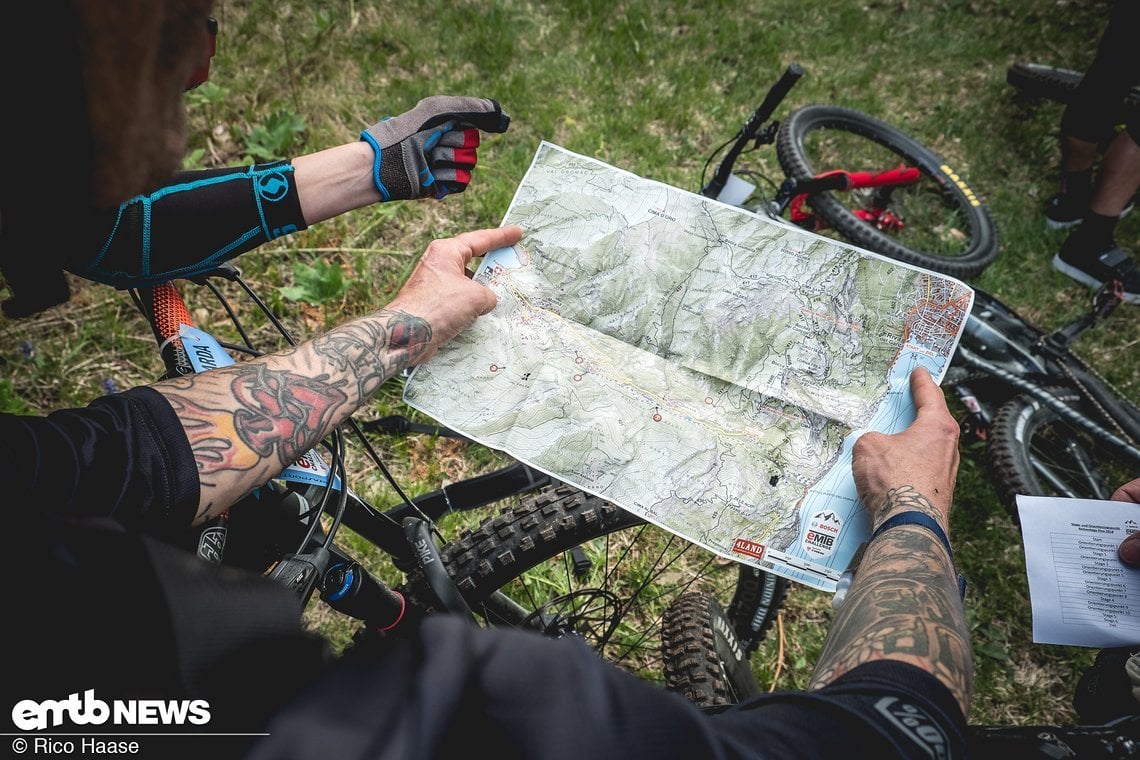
[{"x1": 184, "y1": 16, "x2": 218, "y2": 91}]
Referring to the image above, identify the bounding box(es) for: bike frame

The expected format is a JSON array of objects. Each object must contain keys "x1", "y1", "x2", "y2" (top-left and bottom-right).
[
  {"x1": 947, "y1": 283, "x2": 1140, "y2": 487},
  {"x1": 780, "y1": 166, "x2": 921, "y2": 233},
  {"x1": 700, "y1": 64, "x2": 925, "y2": 234}
]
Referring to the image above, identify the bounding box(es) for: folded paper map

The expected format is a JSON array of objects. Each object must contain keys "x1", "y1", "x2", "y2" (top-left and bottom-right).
[{"x1": 404, "y1": 141, "x2": 973, "y2": 591}]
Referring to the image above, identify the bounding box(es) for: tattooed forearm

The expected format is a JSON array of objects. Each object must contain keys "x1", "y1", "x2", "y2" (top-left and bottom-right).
[
  {"x1": 810, "y1": 488, "x2": 972, "y2": 715},
  {"x1": 156, "y1": 308, "x2": 426, "y2": 523},
  {"x1": 309, "y1": 309, "x2": 432, "y2": 400},
  {"x1": 161, "y1": 364, "x2": 348, "y2": 516}
]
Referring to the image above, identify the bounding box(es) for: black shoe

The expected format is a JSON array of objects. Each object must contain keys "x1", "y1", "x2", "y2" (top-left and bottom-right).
[
  {"x1": 1053, "y1": 242, "x2": 1140, "y2": 304},
  {"x1": 1045, "y1": 194, "x2": 1134, "y2": 231},
  {"x1": 1073, "y1": 647, "x2": 1140, "y2": 724}
]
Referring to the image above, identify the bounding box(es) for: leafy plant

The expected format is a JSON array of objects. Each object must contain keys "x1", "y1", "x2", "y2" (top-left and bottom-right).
[
  {"x1": 242, "y1": 109, "x2": 306, "y2": 163},
  {"x1": 280, "y1": 260, "x2": 348, "y2": 305},
  {"x1": 185, "y1": 80, "x2": 228, "y2": 110},
  {"x1": 0, "y1": 377, "x2": 30, "y2": 414},
  {"x1": 181, "y1": 147, "x2": 208, "y2": 170}
]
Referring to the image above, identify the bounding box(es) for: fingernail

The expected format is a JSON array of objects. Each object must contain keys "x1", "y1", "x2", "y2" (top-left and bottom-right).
[{"x1": 1119, "y1": 536, "x2": 1140, "y2": 565}]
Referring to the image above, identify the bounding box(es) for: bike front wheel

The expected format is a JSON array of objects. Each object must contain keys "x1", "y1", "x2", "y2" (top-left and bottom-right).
[
  {"x1": 776, "y1": 104, "x2": 998, "y2": 279},
  {"x1": 399, "y1": 483, "x2": 786, "y2": 697},
  {"x1": 987, "y1": 389, "x2": 1140, "y2": 521}
]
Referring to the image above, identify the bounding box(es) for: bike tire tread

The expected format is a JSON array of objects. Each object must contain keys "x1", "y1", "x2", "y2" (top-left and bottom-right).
[
  {"x1": 662, "y1": 591, "x2": 763, "y2": 707},
  {"x1": 776, "y1": 103, "x2": 999, "y2": 279}
]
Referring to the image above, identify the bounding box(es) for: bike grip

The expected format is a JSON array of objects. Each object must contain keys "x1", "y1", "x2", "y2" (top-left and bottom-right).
[
  {"x1": 149, "y1": 281, "x2": 195, "y2": 340},
  {"x1": 751, "y1": 63, "x2": 804, "y2": 126}
]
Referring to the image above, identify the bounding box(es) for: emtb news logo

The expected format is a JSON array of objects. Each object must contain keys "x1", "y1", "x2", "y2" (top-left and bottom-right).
[{"x1": 11, "y1": 690, "x2": 210, "y2": 731}]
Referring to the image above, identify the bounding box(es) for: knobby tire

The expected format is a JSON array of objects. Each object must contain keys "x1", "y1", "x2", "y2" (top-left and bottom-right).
[
  {"x1": 987, "y1": 387, "x2": 1140, "y2": 521},
  {"x1": 398, "y1": 483, "x2": 785, "y2": 697},
  {"x1": 661, "y1": 592, "x2": 763, "y2": 707},
  {"x1": 776, "y1": 104, "x2": 999, "y2": 279},
  {"x1": 1006, "y1": 62, "x2": 1140, "y2": 114}
]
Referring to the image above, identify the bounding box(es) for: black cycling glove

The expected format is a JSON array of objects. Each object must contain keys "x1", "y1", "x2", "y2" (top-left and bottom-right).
[{"x1": 360, "y1": 96, "x2": 510, "y2": 201}]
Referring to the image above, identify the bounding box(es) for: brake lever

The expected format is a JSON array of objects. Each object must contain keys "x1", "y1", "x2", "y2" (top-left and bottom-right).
[{"x1": 751, "y1": 121, "x2": 780, "y2": 149}]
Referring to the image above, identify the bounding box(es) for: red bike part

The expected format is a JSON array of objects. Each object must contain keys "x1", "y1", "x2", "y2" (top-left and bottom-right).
[
  {"x1": 789, "y1": 165, "x2": 920, "y2": 231},
  {"x1": 854, "y1": 208, "x2": 906, "y2": 233},
  {"x1": 789, "y1": 194, "x2": 821, "y2": 230},
  {"x1": 843, "y1": 165, "x2": 921, "y2": 189}
]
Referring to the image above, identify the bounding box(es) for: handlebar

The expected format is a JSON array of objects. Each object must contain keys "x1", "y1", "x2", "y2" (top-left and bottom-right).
[{"x1": 701, "y1": 63, "x2": 804, "y2": 200}]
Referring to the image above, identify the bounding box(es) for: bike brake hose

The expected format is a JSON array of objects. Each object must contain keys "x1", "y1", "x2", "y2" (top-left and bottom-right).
[{"x1": 703, "y1": 63, "x2": 804, "y2": 198}]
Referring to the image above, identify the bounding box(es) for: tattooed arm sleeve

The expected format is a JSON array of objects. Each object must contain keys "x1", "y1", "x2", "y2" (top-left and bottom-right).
[
  {"x1": 152, "y1": 307, "x2": 431, "y2": 523},
  {"x1": 809, "y1": 488, "x2": 973, "y2": 716},
  {"x1": 147, "y1": 225, "x2": 517, "y2": 525}
]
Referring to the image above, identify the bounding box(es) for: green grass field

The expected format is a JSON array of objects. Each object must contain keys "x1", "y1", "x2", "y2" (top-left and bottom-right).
[{"x1": 3, "y1": 0, "x2": 1138, "y2": 727}]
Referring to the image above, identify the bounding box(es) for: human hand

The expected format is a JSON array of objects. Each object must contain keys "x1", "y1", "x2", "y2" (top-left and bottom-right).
[
  {"x1": 1112, "y1": 477, "x2": 1140, "y2": 566},
  {"x1": 386, "y1": 225, "x2": 521, "y2": 363},
  {"x1": 851, "y1": 366, "x2": 960, "y2": 524},
  {"x1": 361, "y1": 96, "x2": 510, "y2": 201}
]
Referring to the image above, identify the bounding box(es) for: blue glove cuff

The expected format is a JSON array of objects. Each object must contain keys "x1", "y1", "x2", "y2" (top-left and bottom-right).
[{"x1": 360, "y1": 131, "x2": 391, "y2": 202}]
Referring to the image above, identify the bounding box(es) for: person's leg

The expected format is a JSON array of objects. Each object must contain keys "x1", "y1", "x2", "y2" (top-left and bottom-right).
[
  {"x1": 1046, "y1": 1, "x2": 1138, "y2": 229},
  {"x1": 1063, "y1": 129, "x2": 1140, "y2": 253},
  {"x1": 1054, "y1": 126, "x2": 1140, "y2": 302},
  {"x1": 1091, "y1": 127, "x2": 1140, "y2": 217},
  {"x1": 1045, "y1": 135, "x2": 1101, "y2": 230}
]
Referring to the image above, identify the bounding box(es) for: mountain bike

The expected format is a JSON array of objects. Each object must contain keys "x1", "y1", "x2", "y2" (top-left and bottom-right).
[
  {"x1": 129, "y1": 265, "x2": 785, "y2": 691},
  {"x1": 945, "y1": 278, "x2": 1140, "y2": 520},
  {"x1": 967, "y1": 714, "x2": 1140, "y2": 759},
  {"x1": 664, "y1": 63, "x2": 1140, "y2": 705},
  {"x1": 700, "y1": 62, "x2": 999, "y2": 279},
  {"x1": 648, "y1": 62, "x2": 1001, "y2": 704}
]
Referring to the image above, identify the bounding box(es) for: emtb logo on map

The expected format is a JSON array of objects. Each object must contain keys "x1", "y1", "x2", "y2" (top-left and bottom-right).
[
  {"x1": 732, "y1": 538, "x2": 765, "y2": 560},
  {"x1": 803, "y1": 511, "x2": 843, "y2": 558}
]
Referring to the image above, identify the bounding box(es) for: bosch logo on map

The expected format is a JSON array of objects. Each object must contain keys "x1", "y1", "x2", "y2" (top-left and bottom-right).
[
  {"x1": 732, "y1": 538, "x2": 765, "y2": 560},
  {"x1": 803, "y1": 511, "x2": 842, "y2": 558}
]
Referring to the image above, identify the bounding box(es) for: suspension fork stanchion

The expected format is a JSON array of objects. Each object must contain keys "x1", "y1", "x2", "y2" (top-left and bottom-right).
[{"x1": 403, "y1": 516, "x2": 476, "y2": 621}]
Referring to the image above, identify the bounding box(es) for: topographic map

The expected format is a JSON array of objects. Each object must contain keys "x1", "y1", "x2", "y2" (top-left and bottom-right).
[{"x1": 404, "y1": 141, "x2": 974, "y2": 591}]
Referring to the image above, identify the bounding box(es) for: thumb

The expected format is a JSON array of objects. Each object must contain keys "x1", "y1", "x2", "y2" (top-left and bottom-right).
[{"x1": 1120, "y1": 532, "x2": 1140, "y2": 567}]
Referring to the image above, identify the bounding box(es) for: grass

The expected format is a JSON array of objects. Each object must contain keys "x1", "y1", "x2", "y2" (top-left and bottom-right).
[{"x1": 3, "y1": 0, "x2": 1138, "y2": 728}]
